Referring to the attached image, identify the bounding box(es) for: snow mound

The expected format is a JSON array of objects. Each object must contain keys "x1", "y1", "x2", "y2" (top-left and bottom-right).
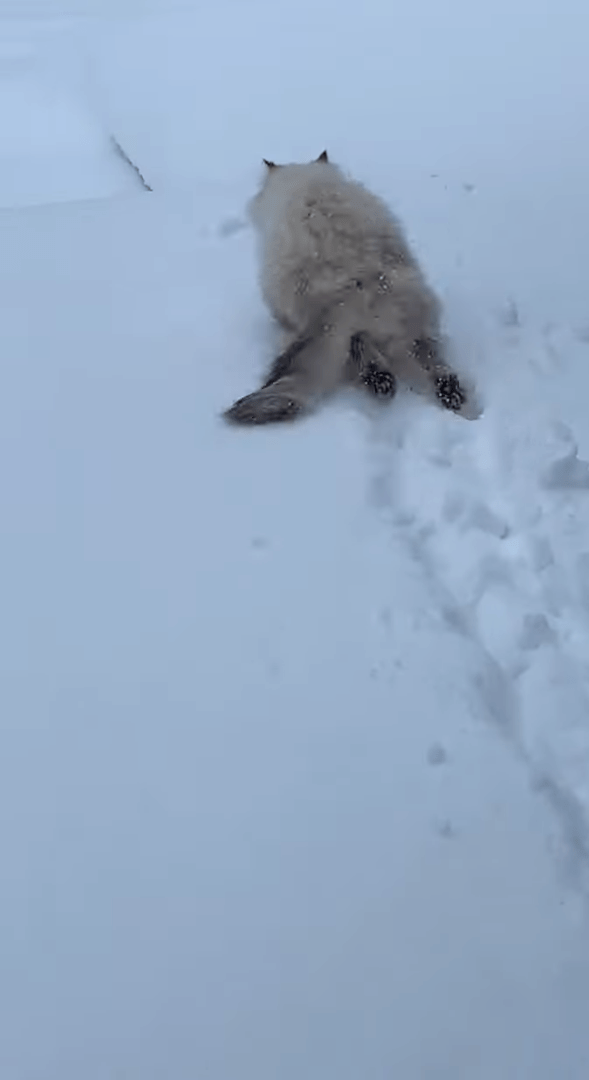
[{"x1": 0, "y1": 31, "x2": 137, "y2": 207}]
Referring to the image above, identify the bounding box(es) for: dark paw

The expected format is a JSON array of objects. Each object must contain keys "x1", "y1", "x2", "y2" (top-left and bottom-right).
[
  {"x1": 224, "y1": 389, "x2": 302, "y2": 425},
  {"x1": 362, "y1": 362, "x2": 397, "y2": 398},
  {"x1": 435, "y1": 373, "x2": 466, "y2": 412}
]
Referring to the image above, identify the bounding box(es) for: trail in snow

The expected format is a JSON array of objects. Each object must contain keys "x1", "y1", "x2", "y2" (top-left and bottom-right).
[
  {"x1": 1, "y1": 1, "x2": 589, "y2": 1077},
  {"x1": 365, "y1": 316, "x2": 589, "y2": 891}
]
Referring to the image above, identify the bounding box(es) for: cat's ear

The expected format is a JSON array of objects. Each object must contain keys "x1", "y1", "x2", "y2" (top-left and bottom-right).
[
  {"x1": 263, "y1": 159, "x2": 278, "y2": 169},
  {"x1": 316, "y1": 150, "x2": 329, "y2": 163}
]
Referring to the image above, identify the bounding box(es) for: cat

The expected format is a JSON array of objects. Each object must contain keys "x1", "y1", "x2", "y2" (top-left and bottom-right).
[{"x1": 225, "y1": 151, "x2": 467, "y2": 425}]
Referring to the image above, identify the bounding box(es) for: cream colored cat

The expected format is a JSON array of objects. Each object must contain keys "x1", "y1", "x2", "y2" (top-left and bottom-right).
[{"x1": 225, "y1": 151, "x2": 467, "y2": 425}]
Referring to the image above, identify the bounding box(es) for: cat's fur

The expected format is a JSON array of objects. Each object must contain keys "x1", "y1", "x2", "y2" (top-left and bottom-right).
[{"x1": 225, "y1": 151, "x2": 467, "y2": 425}]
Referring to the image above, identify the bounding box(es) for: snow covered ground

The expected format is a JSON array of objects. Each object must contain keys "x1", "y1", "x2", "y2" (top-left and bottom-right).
[{"x1": 1, "y1": 0, "x2": 589, "y2": 1076}]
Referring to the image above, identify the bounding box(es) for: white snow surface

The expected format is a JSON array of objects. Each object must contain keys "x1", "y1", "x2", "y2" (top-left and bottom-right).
[{"x1": 1, "y1": 0, "x2": 589, "y2": 1076}]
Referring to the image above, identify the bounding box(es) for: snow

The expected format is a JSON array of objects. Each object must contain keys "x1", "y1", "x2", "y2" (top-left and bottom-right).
[{"x1": 1, "y1": 0, "x2": 589, "y2": 1076}]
